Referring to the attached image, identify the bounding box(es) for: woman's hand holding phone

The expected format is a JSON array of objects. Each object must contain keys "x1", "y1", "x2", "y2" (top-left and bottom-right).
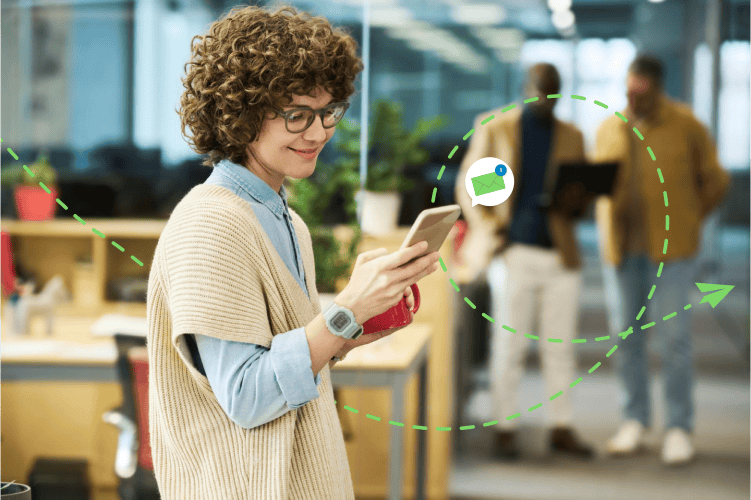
[{"x1": 334, "y1": 240, "x2": 439, "y2": 327}]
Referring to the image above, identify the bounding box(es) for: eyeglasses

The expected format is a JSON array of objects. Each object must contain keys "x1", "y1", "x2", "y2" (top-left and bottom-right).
[{"x1": 274, "y1": 101, "x2": 350, "y2": 134}]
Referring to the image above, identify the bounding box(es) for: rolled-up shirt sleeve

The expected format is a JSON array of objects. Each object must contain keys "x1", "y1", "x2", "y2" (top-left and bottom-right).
[{"x1": 193, "y1": 328, "x2": 322, "y2": 430}]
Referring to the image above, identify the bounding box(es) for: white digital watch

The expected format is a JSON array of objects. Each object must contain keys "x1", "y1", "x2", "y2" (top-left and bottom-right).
[{"x1": 322, "y1": 302, "x2": 363, "y2": 340}]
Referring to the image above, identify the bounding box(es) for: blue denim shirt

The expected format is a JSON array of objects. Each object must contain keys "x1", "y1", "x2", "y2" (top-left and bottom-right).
[{"x1": 184, "y1": 159, "x2": 322, "y2": 430}]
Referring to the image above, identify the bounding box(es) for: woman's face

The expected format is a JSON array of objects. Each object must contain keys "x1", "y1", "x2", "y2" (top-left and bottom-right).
[{"x1": 245, "y1": 87, "x2": 337, "y2": 193}]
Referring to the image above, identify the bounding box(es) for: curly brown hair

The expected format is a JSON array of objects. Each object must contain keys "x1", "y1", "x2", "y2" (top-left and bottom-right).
[{"x1": 178, "y1": 4, "x2": 363, "y2": 167}]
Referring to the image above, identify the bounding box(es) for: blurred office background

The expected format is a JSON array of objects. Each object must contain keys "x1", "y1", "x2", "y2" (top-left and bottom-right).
[{"x1": 1, "y1": 0, "x2": 749, "y2": 499}]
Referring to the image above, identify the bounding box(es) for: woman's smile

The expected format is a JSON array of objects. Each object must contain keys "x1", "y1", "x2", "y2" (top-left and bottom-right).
[{"x1": 289, "y1": 147, "x2": 319, "y2": 160}]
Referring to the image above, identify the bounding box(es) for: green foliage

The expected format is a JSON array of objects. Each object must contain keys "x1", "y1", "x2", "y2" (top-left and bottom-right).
[
  {"x1": 335, "y1": 100, "x2": 451, "y2": 192},
  {"x1": 1, "y1": 153, "x2": 57, "y2": 189}
]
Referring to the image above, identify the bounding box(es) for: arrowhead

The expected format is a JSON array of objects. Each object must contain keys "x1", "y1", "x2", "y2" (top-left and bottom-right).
[{"x1": 695, "y1": 283, "x2": 735, "y2": 308}]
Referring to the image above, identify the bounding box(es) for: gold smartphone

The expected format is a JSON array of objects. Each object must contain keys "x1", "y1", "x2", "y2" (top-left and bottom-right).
[{"x1": 399, "y1": 204, "x2": 462, "y2": 266}]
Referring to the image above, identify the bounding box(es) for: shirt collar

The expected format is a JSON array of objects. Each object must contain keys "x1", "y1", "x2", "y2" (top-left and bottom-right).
[{"x1": 214, "y1": 159, "x2": 288, "y2": 218}]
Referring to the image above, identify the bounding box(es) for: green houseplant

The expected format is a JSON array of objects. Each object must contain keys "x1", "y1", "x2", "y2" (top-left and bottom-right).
[
  {"x1": 1, "y1": 153, "x2": 59, "y2": 221},
  {"x1": 336, "y1": 99, "x2": 450, "y2": 235}
]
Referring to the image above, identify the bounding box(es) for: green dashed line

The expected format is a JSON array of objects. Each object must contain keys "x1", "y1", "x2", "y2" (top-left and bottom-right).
[
  {"x1": 547, "y1": 338, "x2": 563, "y2": 343},
  {"x1": 595, "y1": 336, "x2": 610, "y2": 342},
  {"x1": 366, "y1": 414, "x2": 381, "y2": 421},
  {"x1": 666, "y1": 215, "x2": 670, "y2": 231},
  {"x1": 649, "y1": 147, "x2": 657, "y2": 162},
  {"x1": 663, "y1": 191, "x2": 669, "y2": 207},
  {"x1": 588, "y1": 362, "x2": 602, "y2": 374},
  {"x1": 636, "y1": 306, "x2": 646, "y2": 321},
  {"x1": 482, "y1": 313, "x2": 494, "y2": 323},
  {"x1": 684, "y1": 304, "x2": 692, "y2": 310},
  {"x1": 615, "y1": 111, "x2": 628, "y2": 123},
  {"x1": 547, "y1": 94, "x2": 562, "y2": 99},
  {"x1": 389, "y1": 421, "x2": 404, "y2": 427},
  {"x1": 481, "y1": 115, "x2": 495, "y2": 125},
  {"x1": 648, "y1": 284, "x2": 656, "y2": 300},
  {"x1": 525, "y1": 333, "x2": 539, "y2": 340},
  {"x1": 437, "y1": 427, "x2": 451, "y2": 431},
  {"x1": 606, "y1": 345, "x2": 618, "y2": 357},
  {"x1": 344, "y1": 405, "x2": 359, "y2": 414},
  {"x1": 8, "y1": 148, "x2": 18, "y2": 160},
  {"x1": 572, "y1": 338, "x2": 587, "y2": 343},
  {"x1": 112, "y1": 241, "x2": 125, "y2": 252},
  {"x1": 528, "y1": 403, "x2": 543, "y2": 412},
  {"x1": 633, "y1": 127, "x2": 644, "y2": 140},
  {"x1": 502, "y1": 325, "x2": 516, "y2": 333},
  {"x1": 594, "y1": 100, "x2": 608, "y2": 108},
  {"x1": 23, "y1": 165, "x2": 34, "y2": 177},
  {"x1": 463, "y1": 129, "x2": 474, "y2": 140},
  {"x1": 663, "y1": 312, "x2": 677, "y2": 321},
  {"x1": 523, "y1": 97, "x2": 539, "y2": 103},
  {"x1": 92, "y1": 228, "x2": 105, "y2": 239},
  {"x1": 657, "y1": 167, "x2": 664, "y2": 182},
  {"x1": 506, "y1": 413, "x2": 521, "y2": 420},
  {"x1": 413, "y1": 425, "x2": 428, "y2": 430},
  {"x1": 663, "y1": 239, "x2": 669, "y2": 255},
  {"x1": 449, "y1": 278, "x2": 460, "y2": 292},
  {"x1": 73, "y1": 215, "x2": 86, "y2": 225},
  {"x1": 657, "y1": 262, "x2": 664, "y2": 277},
  {"x1": 549, "y1": 391, "x2": 563, "y2": 401},
  {"x1": 502, "y1": 104, "x2": 516, "y2": 113},
  {"x1": 570, "y1": 377, "x2": 583, "y2": 388},
  {"x1": 464, "y1": 297, "x2": 476, "y2": 309},
  {"x1": 131, "y1": 256, "x2": 144, "y2": 266},
  {"x1": 571, "y1": 95, "x2": 586, "y2": 100},
  {"x1": 431, "y1": 187, "x2": 437, "y2": 203},
  {"x1": 448, "y1": 145, "x2": 459, "y2": 159},
  {"x1": 641, "y1": 322, "x2": 656, "y2": 330},
  {"x1": 437, "y1": 165, "x2": 445, "y2": 180},
  {"x1": 39, "y1": 182, "x2": 51, "y2": 194},
  {"x1": 483, "y1": 420, "x2": 498, "y2": 427},
  {"x1": 438, "y1": 257, "x2": 447, "y2": 272},
  {"x1": 460, "y1": 425, "x2": 475, "y2": 430},
  {"x1": 56, "y1": 199, "x2": 68, "y2": 210}
]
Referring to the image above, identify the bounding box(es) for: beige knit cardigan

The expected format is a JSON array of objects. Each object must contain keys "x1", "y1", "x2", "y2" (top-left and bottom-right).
[{"x1": 146, "y1": 183, "x2": 354, "y2": 499}]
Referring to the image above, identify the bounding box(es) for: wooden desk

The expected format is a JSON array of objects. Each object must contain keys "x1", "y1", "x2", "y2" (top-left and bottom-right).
[{"x1": 331, "y1": 324, "x2": 431, "y2": 500}]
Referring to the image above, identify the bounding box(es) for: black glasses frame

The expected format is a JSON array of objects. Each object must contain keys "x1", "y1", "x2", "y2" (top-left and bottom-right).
[{"x1": 274, "y1": 101, "x2": 350, "y2": 133}]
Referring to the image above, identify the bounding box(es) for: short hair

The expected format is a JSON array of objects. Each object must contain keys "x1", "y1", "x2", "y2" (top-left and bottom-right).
[
  {"x1": 526, "y1": 62, "x2": 561, "y2": 95},
  {"x1": 628, "y1": 54, "x2": 664, "y2": 88},
  {"x1": 179, "y1": 5, "x2": 364, "y2": 167}
]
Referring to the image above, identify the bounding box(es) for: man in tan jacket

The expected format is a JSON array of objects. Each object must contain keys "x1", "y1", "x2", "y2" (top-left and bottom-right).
[
  {"x1": 455, "y1": 63, "x2": 594, "y2": 460},
  {"x1": 593, "y1": 54, "x2": 729, "y2": 465}
]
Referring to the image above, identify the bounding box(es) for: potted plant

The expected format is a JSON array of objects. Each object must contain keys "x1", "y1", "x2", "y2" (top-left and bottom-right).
[
  {"x1": 1, "y1": 153, "x2": 59, "y2": 221},
  {"x1": 336, "y1": 100, "x2": 450, "y2": 235},
  {"x1": 286, "y1": 143, "x2": 362, "y2": 301},
  {"x1": 1, "y1": 481, "x2": 32, "y2": 499}
]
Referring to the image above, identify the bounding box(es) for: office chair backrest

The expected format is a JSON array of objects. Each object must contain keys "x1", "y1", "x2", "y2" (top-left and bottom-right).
[{"x1": 127, "y1": 346, "x2": 153, "y2": 472}]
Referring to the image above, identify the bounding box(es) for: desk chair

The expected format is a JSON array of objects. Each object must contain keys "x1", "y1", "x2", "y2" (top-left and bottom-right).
[{"x1": 102, "y1": 334, "x2": 159, "y2": 500}]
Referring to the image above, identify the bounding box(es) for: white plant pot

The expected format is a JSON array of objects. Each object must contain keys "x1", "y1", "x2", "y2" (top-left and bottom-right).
[{"x1": 357, "y1": 190, "x2": 402, "y2": 236}]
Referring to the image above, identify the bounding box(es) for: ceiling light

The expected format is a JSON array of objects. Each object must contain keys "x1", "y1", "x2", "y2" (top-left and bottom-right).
[
  {"x1": 547, "y1": 0, "x2": 572, "y2": 12},
  {"x1": 451, "y1": 4, "x2": 507, "y2": 25},
  {"x1": 551, "y1": 9, "x2": 575, "y2": 30},
  {"x1": 369, "y1": 7, "x2": 414, "y2": 27}
]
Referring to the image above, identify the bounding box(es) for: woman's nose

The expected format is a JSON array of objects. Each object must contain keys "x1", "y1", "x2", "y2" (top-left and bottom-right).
[{"x1": 303, "y1": 115, "x2": 327, "y2": 142}]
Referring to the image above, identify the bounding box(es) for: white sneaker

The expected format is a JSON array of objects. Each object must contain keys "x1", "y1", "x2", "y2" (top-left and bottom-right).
[
  {"x1": 606, "y1": 420, "x2": 645, "y2": 456},
  {"x1": 661, "y1": 428, "x2": 695, "y2": 466}
]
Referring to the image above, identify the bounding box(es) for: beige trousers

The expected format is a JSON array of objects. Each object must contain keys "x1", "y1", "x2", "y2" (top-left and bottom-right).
[{"x1": 486, "y1": 243, "x2": 582, "y2": 431}]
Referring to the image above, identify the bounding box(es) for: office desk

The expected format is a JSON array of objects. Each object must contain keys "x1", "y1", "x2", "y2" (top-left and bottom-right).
[{"x1": 331, "y1": 323, "x2": 431, "y2": 500}]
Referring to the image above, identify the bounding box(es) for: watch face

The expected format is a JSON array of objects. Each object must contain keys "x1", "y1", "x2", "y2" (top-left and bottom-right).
[{"x1": 332, "y1": 311, "x2": 351, "y2": 331}]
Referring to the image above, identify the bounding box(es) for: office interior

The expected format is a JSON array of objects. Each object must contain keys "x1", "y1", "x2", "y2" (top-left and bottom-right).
[{"x1": 1, "y1": 0, "x2": 749, "y2": 499}]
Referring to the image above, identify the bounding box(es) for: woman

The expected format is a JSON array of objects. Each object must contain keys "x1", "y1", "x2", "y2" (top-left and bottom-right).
[{"x1": 146, "y1": 5, "x2": 440, "y2": 500}]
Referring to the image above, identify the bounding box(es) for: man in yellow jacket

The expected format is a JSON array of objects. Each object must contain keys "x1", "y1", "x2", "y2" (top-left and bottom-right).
[
  {"x1": 455, "y1": 63, "x2": 594, "y2": 460},
  {"x1": 593, "y1": 54, "x2": 729, "y2": 465}
]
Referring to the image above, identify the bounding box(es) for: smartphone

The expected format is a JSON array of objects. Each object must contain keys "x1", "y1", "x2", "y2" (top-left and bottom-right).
[{"x1": 399, "y1": 204, "x2": 462, "y2": 267}]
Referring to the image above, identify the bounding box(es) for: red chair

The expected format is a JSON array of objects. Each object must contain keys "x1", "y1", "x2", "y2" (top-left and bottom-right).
[{"x1": 102, "y1": 334, "x2": 159, "y2": 500}]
